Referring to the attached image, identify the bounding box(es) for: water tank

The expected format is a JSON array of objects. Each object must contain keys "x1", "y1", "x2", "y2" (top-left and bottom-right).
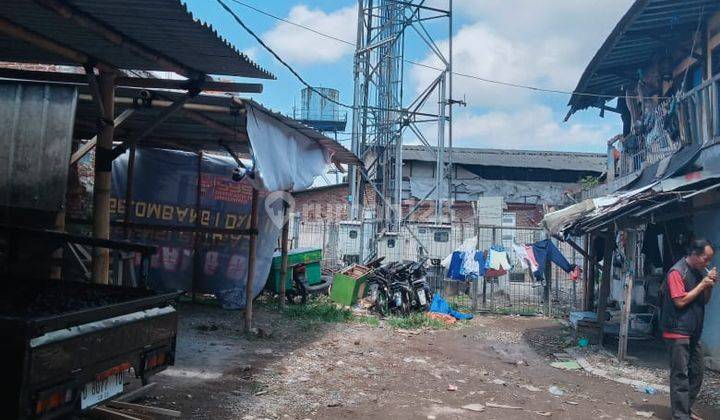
[{"x1": 299, "y1": 87, "x2": 346, "y2": 132}]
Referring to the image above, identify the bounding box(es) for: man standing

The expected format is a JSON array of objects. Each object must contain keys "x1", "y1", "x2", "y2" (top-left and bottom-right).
[{"x1": 662, "y1": 240, "x2": 716, "y2": 420}]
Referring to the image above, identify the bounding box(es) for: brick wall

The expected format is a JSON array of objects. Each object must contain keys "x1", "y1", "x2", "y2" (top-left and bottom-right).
[{"x1": 292, "y1": 183, "x2": 544, "y2": 227}]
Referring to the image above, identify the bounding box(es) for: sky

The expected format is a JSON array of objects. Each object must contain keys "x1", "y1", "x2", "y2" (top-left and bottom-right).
[{"x1": 185, "y1": 0, "x2": 635, "y2": 154}]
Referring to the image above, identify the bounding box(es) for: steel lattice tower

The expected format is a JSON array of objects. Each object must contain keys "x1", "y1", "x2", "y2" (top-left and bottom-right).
[{"x1": 349, "y1": 0, "x2": 453, "y2": 245}]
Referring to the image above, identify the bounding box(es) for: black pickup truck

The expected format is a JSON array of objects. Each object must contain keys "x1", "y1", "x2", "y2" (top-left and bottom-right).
[{"x1": 0, "y1": 226, "x2": 180, "y2": 419}]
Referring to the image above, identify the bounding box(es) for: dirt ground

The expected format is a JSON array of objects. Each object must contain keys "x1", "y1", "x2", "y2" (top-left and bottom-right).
[{"x1": 136, "y1": 303, "x2": 720, "y2": 419}]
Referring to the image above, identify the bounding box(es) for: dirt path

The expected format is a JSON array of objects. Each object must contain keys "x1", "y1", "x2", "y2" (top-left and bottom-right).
[{"x1": 138, "y1": 304, "x2": 720, "y2": 419}]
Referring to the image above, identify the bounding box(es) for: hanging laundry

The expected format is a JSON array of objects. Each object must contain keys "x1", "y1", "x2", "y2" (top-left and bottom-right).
[
  {"x1": 524, "y1": 245, "x2": 540, "y2": 272},
  {"x1": 474, "y1": 250, "x2": 487, "y2": 277},
  {"x1": 531, "y1": 239, "x2": 575, "y2": 281},
  {"x1": 570, "y1": 265, "x2": 581, "y2": 281},
  {"x1": 486, "y1": 245, "x2": 511, "y2": 270},
  {"x1": 446, "y1": 251, "x2": 465, "y2": 280},
  {"x1": 512, "y1": 243, "x2": 531, "y2": 269},
  {"x1": 484, "y1": 268, "x2": 507, "y2": 278},
  {"x1": 461, "y1": 250, "x2": 479, "y2": 278}
]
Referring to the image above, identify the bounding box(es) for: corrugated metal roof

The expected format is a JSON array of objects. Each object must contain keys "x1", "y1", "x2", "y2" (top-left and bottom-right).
[
  {"x1": 402, "y1": 145, "x2": 607, "y2": 173},
  {"x1": 71, "y1": 86, "x2": 359, "y2": 165},
  {"x1": 566, "y1": 0, "x2": 720, "y2": 119},
  {"x1": 0, "y1": 0, "x2": 274, "y2": 79}
]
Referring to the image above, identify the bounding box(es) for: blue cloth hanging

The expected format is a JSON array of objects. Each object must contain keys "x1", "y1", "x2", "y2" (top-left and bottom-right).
[
  {"x1": 531, "y1": 239, "x2": 575, "y2": 281},
  {"x1": 446, "y1": 251, "x2": 465, "y2": 280}
]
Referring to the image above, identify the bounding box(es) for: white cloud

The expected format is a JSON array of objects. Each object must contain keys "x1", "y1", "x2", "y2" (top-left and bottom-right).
[
  {"x1": 449, "y1": 106, "x2": 616, "y2": 153},
  {"x1": 407, "y1": 0, "x2": 633, "y2": 150},
  {"x1": 263, "y1": 4, "x2": 356, "y2": 65}
]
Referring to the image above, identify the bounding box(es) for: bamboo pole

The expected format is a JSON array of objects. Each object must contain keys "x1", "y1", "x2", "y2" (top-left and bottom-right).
[
  {"x1": 244, "y1": 188, "x2": 260, "y2": 332},
  {"x1": 279, "y1": 201, "x2": 290, "y2": 311},
  {"x1": 91, "y1": 71, "x2": 116, "y2": 284}
]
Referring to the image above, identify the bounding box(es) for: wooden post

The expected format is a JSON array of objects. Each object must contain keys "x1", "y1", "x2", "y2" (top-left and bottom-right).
[
  {"x1": 279, "y1": 201, "x2": 290, "y2": 311},
  {"x1": 192, "y1": 152, "x2": 203, "y2": 303},
  {"x1": 244, "y1": 188, "x2": 260, "y2": 332},
  {"x1": 597, "y1": 226, "x2": 615, "y2": 346},
  {"x1": 544, "y1": 256, "x2": 552, "y2": 316},
  {"x1": 582, "y1": 234, "x2": 592, "y2": 311},
  {"x1": 618, "y1": 229, "x2": 637, "y2": 361},
  {"x1": 91, "y1": 70, "x2": 116, "y2": 284}
]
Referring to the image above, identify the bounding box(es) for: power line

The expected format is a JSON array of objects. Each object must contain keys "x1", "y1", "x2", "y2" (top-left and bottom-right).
[
  {"x1": 225, "y1": 0, "x2": 669, "y2": 101},
  {"x1": 228, "y1": 0, "x2": 355, "y2": 47},
  {"x1": 216, "y1": 0, "x2": 356, "y2": 109}
]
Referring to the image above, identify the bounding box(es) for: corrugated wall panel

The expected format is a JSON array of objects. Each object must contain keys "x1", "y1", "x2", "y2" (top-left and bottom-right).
[{"x1": 0, "y1": 81, "x2": 77, "y2": 212}]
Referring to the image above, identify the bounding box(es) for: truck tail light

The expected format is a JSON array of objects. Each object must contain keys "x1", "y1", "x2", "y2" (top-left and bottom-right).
[
  {"x1": 96, "y1": 362, "x2": 131, "y2": 381},
  {"x1": 144, "y1": 349, "x2": 169, "y2": 371},
  {"x1": 35, "y1": 388, "x2": 73, "y2": 416}
]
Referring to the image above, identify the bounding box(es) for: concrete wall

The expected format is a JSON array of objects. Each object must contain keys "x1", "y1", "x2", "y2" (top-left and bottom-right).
[{"x1": 693, "y1": 208, "x2": 720, "y2": 368}]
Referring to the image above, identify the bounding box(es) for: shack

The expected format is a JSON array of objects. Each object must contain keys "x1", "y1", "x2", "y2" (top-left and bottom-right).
[
  {"x1": 0, "y1": 0, "x2": 359, "y2": 417},
  {"x1": 545, "y1": 0, "x2": 720, "y2": 367}
]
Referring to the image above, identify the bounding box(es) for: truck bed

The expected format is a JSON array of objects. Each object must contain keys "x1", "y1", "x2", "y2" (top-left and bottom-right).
[{"x1": 1, "y1": 279, "x2": 180, "y2": 419}]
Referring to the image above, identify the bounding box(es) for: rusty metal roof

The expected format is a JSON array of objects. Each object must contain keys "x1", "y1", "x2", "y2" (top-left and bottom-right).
[
  {"x1": 0, "y1": 0, "x2": 274, "y2": 79},
  {"x1": 566, "y1": 0, "x2": 720, "y2": 119},
  {"x1": 71, "y1": 86, "x2": 359, "y2": 165},
  {"x1": 402, "y1": 145, "x2": 607, "y2": 173}
]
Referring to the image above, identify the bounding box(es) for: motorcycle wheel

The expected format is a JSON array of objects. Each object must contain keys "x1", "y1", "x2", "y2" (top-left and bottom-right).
[{"x1": 375, "y1": 288, "x2": 389, "y2": 317}]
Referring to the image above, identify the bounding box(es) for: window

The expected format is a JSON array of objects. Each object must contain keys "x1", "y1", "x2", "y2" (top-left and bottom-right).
[
  {"x1": 418, "y1": 228, "x2": 427, "y2": 234},
  {"x1": 348, "y1": 230, "x2": 358, "y2": 239},
  {"x1": 433, "y1": 231, "x2": 449, "y2": 242},
  {"x1": 509, "y1": 273, "x2": 526, "y2": 283},
  {"x1": 387, "y1": 238, "x2": 396, "y2": 248}
]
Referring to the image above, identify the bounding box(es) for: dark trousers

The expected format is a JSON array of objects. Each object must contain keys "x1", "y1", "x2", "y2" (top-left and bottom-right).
[{"x1": 668, "y1": 338, "x2": 704, "y2": 420}]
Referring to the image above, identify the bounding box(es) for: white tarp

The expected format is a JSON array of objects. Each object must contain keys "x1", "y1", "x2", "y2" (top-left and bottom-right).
[{"x1": 245, "y1": 104, "x2": 330, "y2": 192}]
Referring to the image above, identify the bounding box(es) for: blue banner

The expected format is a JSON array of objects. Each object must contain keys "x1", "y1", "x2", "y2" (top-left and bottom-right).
[{"x1": 109, "y1": 148, "x2": 281, "y2": 309}]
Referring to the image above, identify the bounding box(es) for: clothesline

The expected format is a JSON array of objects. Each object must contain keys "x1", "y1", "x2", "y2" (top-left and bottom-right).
[{"x1": 443, "y1": 238, "x2": 580, "y2": 282}]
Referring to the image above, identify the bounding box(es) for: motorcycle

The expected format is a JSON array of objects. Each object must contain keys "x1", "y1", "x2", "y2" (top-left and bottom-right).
[{"x1": 407, "y1": 258, "x2": 433, "y2": 311}]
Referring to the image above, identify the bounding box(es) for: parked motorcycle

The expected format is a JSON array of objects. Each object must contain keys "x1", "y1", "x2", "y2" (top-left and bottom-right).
[
  {"x1": 366, "y1": 259, "x2": 432, "y2": 316},
  {"x1": 407, "y1": 258, "x2": 432, "y2": 311}
]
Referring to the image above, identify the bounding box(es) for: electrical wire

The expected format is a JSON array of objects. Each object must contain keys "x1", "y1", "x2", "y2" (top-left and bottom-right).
[
  {"x1": 216, "y1": 0, "x2": 356, "y2": 109},
  {"x1": 225, "y1": 0, "x2": 670, "y2": 101}
]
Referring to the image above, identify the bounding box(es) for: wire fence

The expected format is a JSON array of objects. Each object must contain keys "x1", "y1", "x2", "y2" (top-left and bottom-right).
[{"x1": 292, "y1": 219, "x2": 585, "y2": 317}]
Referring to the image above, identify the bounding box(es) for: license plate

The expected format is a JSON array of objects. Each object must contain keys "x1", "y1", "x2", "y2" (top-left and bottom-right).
[{"x1": 80, "y1": 372, "x2": 123, "y2": 409}]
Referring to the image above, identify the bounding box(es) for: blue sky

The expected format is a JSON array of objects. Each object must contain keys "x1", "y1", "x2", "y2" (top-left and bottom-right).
[{"x1": 185, "y1": 0, "x2": 635, "y2": 153}]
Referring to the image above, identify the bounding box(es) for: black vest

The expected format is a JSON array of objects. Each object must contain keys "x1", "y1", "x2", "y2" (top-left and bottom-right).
[{"x1": 661, "y1": 258, "x2": 706, "y2": 338}]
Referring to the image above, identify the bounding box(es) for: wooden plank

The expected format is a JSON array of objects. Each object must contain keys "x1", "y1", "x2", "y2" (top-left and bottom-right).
[
  {"x1": 597, "y1": 226, "x2": 616, "y2": 346},
  {"x1": 279, "y1": 200, "x2": 290, "y2": 311},
  {"x1": 617, "y1": 229, "x2": 636, "y2": 361},
  {"x1": 244, "y1": 188, "x2": 260, "y2": 332},
  {"x1": 114, "y1": 383, "x2": 157, "y2": 403},
  {"x1": 88, "y1": 406, "x2": 143, "y2": 420},
  {"x1": 106, "y1": 401, "x2": 181, "y2": 418}
]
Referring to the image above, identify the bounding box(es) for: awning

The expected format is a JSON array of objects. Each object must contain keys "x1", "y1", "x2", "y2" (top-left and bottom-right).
[
  {"x1": 0, "y1": 0, "x2": 274, "y2": 79},
  {"x1": 542, "y1": 170, "x2": 720, "y2": 237},
  {"x1": 566, "y1": 0, "x2": 720, "y2": 119},
  {"x1": 71, "y1": 86, "x2": 360, "y2": 167}
]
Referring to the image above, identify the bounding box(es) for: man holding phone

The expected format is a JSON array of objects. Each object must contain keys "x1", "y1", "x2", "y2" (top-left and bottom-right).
[{"x1": 662, "y1": 239, "x2": 716, "y2": 420}]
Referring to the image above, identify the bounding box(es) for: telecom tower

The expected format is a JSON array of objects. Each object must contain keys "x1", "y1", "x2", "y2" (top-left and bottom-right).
[{"x1": 349, "y1": 0, "x2": 453, "y2": 235}]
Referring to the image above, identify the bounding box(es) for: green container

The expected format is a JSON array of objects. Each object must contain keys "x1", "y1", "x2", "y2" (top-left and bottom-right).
[
  {"x1": 330, "y1": 265, "x2": 370, "y2": 306},
  {"x1": 266, "y1": 248, "x2": 323, "y2": 293}
]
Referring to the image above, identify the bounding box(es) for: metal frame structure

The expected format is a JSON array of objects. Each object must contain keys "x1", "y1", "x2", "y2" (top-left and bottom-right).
[{"x1": 349, "y1": 0, "x2": 454, "y2": 241}]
